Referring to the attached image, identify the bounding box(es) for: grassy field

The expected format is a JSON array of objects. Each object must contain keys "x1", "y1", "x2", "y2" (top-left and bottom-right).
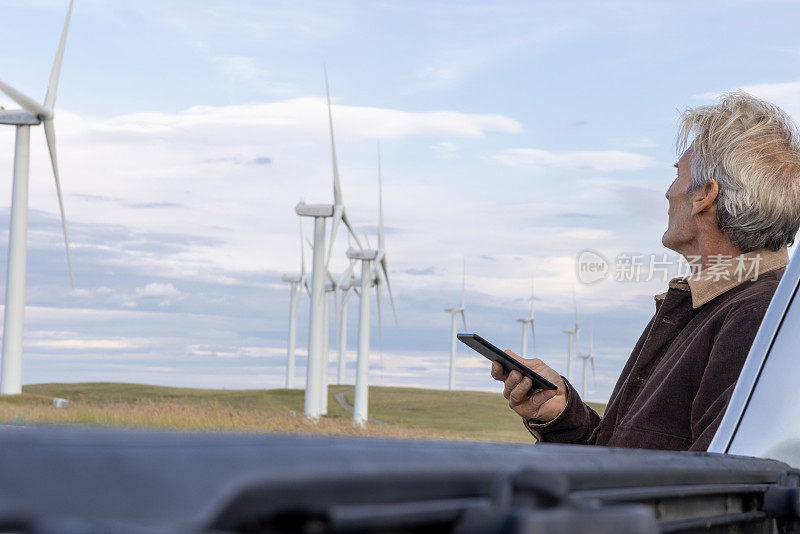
[{"x1": 0, "y1": 383, "x2": 606, "y2": 443}]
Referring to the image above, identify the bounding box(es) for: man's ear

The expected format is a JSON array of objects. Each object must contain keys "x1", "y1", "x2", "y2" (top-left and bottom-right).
[{"x1": 691, "y1": 179, "x2": 719, "y2": 216}]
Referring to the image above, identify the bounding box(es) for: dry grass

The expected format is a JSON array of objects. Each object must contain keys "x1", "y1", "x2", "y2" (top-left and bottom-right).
[
  {"x1": 0, "y1": 383, "x2": 607, "y2": 443},
  {"x1": 0, "y1": 398, "x2": 470, "y2": 440}
]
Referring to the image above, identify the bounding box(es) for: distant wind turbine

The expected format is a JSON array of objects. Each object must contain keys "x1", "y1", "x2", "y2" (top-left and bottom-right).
[
  {"x1": 295, "y1": 68, "x2": 363, "y2": 419},
  {"x1": 0, "y1": 0, "x2": 75, "y2": 395},
  {"x1": 515, "y1": 277, "x2": 535, "y2": 357},
  {"x1": 348, "y1": 141, "x2": 397, "y2": 426},
  {"x1": 444, "y1": 259, "x2": 467, "y2": 391},
  {"x1": 577, "y1": 322, "x2": 596, "y2": 399},
  {"x1": 562, "y1": 288, "x2": 579, "y2": 383},
  {"x1": 281, "y1": 220, "x2": 308, "y2": 389},
  {"x1": 335, "y1": 258, "x2": 358, "y2": 384}
]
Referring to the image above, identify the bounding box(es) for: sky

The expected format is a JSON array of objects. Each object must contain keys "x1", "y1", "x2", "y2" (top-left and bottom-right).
[{"x1": 1, "y1": 0, "x2": 800, "y2": 402}]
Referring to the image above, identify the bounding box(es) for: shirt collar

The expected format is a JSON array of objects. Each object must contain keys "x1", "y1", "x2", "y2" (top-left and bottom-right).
[{"x1": 654, "y1": 247, "x2": 789, "y2": 308}]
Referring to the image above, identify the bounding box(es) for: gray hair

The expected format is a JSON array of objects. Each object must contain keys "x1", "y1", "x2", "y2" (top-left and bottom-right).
[{"x1": 676, "y1": 92, "x2": 800, "y2": 252}]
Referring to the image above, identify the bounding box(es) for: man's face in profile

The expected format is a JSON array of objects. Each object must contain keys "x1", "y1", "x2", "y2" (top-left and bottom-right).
[{"x1": 662, "y1": 148, "x2": 695, "y2": 255}]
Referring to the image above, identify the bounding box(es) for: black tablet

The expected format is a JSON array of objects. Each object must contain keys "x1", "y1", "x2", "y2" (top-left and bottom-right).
[{"x1": 457, "y1": 333, "x2": 557, "y2": 390}]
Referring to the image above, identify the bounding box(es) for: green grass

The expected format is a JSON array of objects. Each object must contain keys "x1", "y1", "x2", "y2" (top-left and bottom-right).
[
  {"x1": 5, "y1": 383, "x2": 606, "y2": 443},
  {"x1": 345, "y1": 387, "x2": 606, "y2": 442}
]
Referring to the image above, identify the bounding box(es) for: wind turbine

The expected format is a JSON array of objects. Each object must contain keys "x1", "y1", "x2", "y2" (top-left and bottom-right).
[
  {"x1": 0, "y1": 0, "x2": 75, "y2": 395},
  {"x1": 295, "y1": 68, "x2": 362, "y2": 419},
  {"x1": 336, "y1": 257, "x2": 358, "y2": 384},
  {"x1": 515, "y1": 277, "x2": 535, "y2": 357},
  {"x1": 577, "y1": 323, "x2": 595, "y2": 399},
  {"x1": 444, "y1": 259, "x2": 466, "y2": 391},
  {"x1": 281, "y1": 220, "x2": 308, "y2": 389},
  {"x1": 348, "y1": 141, "x2": 397, "y2": 426},
  {"x1": 561, "y1": 288, "x2": 579, "y2": 383}
]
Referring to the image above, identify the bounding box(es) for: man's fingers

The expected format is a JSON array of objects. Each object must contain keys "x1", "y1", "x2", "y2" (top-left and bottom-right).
[
  {"x1": 490, "y1": 361, "x2": 508, "y2": 381},
  {"x1": 529, "y1": 387, "x2": 558, "y2": 407},
  {"x1": 502, "y1": 370, "x2": 523, "y2": 399},
  {"x1": 508, "y1": 376, "x2": 533, "y2": 406}
]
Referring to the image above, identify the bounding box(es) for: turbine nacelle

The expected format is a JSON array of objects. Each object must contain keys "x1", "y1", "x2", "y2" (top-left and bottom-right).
[
  {"x1": 0, "y1": 110, "x2": 41, "y2": 126},
  {"x1": 346, "y1": 248, "x2": 378, "y2": 261},
  {"x1": 295, "y1": 202, "x2": 334, "y2": 218}
]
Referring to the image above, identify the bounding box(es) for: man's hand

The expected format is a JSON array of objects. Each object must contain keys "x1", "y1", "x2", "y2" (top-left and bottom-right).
[{"x1": 490, "y1": 350, "x2": 567, "y2": 422}]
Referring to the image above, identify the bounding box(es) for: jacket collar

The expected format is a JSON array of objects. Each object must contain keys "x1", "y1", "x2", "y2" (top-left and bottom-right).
[{"x1": 654, "y1": 247, "x2": 789, "y2": 308}]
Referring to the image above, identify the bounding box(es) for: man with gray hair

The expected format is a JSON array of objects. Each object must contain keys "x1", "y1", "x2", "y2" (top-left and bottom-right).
[{"x1": 491, "y1": 92, "x2": 800, "y2": 450}]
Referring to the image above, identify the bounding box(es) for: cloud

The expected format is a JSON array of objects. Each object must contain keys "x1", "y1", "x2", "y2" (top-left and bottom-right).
[
  {"x1": 211, "y1": 55, "x2": 295, "y2": 98},
  {"x1": 125, "y1": 202, "x2": 183, "y2": 209},
  {"x1": 136, "y1": 283, "x2": 180, "y2": 297},
  {"x1": 692, "y1": 81, "x2": 800, "y2": 119},
  {"x1": 430, "y1": 141, "x2": 459, "y2": 158},
  {"x1": 134, "y1": 283, "x2": 181, "y2": 306},
  {"x1": 405, "y1": 266, "x2": 436, "y2": 275},
  {"x1": 615, "y1": 185, "x2": 667, "y2": 221},
  {"x1": 492, "y1": 148, "x2": 663, "y2": 172},
  {"x1": 609, "y1": 137, "x2": 658, "y2": 149},
  {"x1": 84, "y1": 98, "x2": 523, "y2": 144},
  {"x1": 27, "y1": 339, "x2": 142, "y2": 350}
]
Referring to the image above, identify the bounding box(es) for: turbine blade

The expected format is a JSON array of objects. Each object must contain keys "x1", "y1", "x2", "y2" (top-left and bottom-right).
[
  {"x1": 299, "y1": 218, "x2": 306, "y2": 281},
  {"x1": 459, "y1": 310, "x2": 467, "y2": 331},
  {"x1": 460, "y1": 258, "x2": 466, "y2": 309},
  {"x1": 530, "y1": 276, "x2": 535, "y2": 318},
  {"x1": 530, "y1": 321, "x2": 536, "y2": 354},
  {"x1": 342, "y1": 286, "x2": 353, "y2": 307},
  {"x1": 326, "y1": 206, "x2": 343, "y2": 268},
  {"x1": 337, "y1": 259, "x2": 356, "y2": 287},
  {"x1": 380, "y1": 257, "x2": 398, "y2": 326},
  {"x1": 323, "y1": 65, "x2": 342, "y2": 206},
  {"x1": 0, "y1": 80, "x2": 49, "y2": 118},
  {"x1": 333, "y1": 285, "x2": 341, "y2": 328},
  {"x1": 341, "y1": 211, "x2": 363, "y2": 251},
  {"x1": 43, "y1": 119, "x2": 74, "y2": 287},
  {"x1": 45, "y1": 0, "x2": 74, "y2": 109},
  {"x1": 573, "y1": 286, "x2": 578, "y2": 328},
  {"x1": 377, "y1": 140, "x2": 385, "y2": 251}
]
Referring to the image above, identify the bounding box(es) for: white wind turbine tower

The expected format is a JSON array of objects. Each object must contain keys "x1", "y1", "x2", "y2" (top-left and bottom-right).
[
  {"x1": 349, "y1": 142, "x2": 397, "y2": 426},
  {"x1": 444, "y1": 260, "x2": 466, "y2": 391},
  {"x1": 281, "y1": 220, "x2": 308, "y2": 389},
  {"x1": 295, "y1": 68, "x2": 362, "y2": 419},
  {"x1": 319, "y1": 281, "x2": 336, "y2": 415},
  {"x1": 0, "y1": 0, "x2": 75, "y2": 395},
  {"x1": 561, "y1": 289, "x2": 579, "y2": 383},
  {"x1": 577, "y1": 323, "x2": 595, "y2": 399},
  {"x1": 515, "y1": 277, "x2": 535, "y2": 357}
]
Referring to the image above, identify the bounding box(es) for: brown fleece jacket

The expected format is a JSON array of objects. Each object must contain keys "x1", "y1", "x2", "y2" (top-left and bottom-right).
[{"x1": 525, "y1": 247, "x2": 787, "y2": 451}]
